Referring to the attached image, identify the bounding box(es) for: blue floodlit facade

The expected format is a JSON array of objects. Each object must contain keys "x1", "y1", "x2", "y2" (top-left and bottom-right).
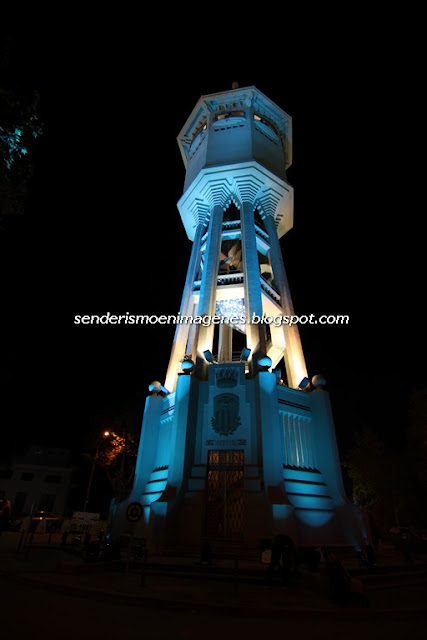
[{"x1": 111, "y1": 86, "x2": 364, "y2": 551}]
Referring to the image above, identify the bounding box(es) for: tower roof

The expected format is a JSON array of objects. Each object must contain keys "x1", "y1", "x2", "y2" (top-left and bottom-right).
[{"x1": 177, "y1": 86, "x2": 292, "y2": 170}]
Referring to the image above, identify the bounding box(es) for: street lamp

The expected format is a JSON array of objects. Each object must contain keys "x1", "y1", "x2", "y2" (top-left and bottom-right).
[{"x1": 83, "y1": 431, "x2": 110, "y2": 512}]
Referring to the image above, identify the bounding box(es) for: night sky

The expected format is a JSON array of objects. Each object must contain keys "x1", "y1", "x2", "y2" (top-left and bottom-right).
[{"x1": 1, "y1": 26, "x2": 423, "y2": 461}]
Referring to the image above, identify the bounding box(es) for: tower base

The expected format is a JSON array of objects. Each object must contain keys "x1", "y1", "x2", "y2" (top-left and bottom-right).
[{"x1": 110, "y1": 364, "x2": 365, "y2": 553}]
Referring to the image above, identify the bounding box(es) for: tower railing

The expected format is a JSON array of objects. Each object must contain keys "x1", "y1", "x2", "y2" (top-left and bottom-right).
[
  {"x1": 217, "y1": 273, "x2": 244, "y2": 286},
  {"x1": 260, "y1": 276, "x2": 280, "y2": 302},
  {"x1": 254, "y1": 223, "x2": 269, "y2": 241},
  {"x1": 222, "y1": 220, "x2": 241, "y2": 230},
  {"x1": 211, "y1": 351, "x2": 250, "y2": 365}
]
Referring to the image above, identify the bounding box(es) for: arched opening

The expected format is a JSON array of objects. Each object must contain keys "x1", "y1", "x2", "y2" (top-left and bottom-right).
[{"x1": 223, "y1": 202, "x2": 240, "y2": 223}]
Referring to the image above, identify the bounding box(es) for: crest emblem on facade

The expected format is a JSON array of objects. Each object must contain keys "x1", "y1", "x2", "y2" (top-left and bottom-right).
[
  {"x1": 215, "y1": 368, "x2": 238, "y2": 388},
  {"x1": 211, "y1": 393, "x2": 241, "y2": 437}
]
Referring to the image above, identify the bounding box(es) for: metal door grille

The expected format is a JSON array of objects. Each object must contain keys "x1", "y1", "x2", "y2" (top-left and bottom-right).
[{"x1": 206, "y1": 450, "x2": 244, "y2": 538}]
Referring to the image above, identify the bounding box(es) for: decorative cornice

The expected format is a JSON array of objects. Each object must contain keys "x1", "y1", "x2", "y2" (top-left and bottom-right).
[
  {"x1": 186, "y1": 199, "x2": 210, "y2": 231},
  {"x1": 177, "y1": 162, "x2": 293, "y2": 241}
]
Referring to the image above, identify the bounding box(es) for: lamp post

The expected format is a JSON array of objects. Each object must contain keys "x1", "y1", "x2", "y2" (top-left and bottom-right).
[{"x1": 83, "y1": 431, "x2": 110, "y2": 512}]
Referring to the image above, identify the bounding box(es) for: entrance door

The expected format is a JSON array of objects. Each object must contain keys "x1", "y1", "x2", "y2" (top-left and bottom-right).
[{"x1": 206, "y1": 450, "x2": 244, "y2": 539}]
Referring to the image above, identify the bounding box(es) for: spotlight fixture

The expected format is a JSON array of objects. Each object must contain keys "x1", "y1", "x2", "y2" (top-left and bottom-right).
[
  {"x1": 203, "y1": 350, "x2": 217, "y2": 364},
  {"x1": 181, "y1": 358, "x2": 194, "y2": 373},
  {"x1": 298, "y1": 376, "x2": 311, "y2": 391},
  {"x1": 239, "y1": 347, "x2": 251, "y2": 362}
]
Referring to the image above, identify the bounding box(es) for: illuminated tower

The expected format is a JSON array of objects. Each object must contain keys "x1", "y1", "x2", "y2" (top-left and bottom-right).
[{"x1": 111, "y1": 86, "x2": 364, "y2": 552}]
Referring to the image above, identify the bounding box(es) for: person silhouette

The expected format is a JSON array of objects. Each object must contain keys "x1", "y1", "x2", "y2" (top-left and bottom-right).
[{"x1": 268, "y1": 534, "x2": 296, "y2": 584}]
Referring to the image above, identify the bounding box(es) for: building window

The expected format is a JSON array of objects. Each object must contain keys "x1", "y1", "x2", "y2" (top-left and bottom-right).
[
  {"x1": 20, "y1": 472, "x2": 34, "y2": 481},
  {"x1": 38, "y1": 494, "x2": 55, "y2": 511},
  {"x1": 44, "y1": 474, "x2": 62, "y2": 483}
]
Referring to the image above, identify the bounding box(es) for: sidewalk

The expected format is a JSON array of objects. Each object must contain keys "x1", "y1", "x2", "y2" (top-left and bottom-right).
[{"x1": 1, "y1": 532, "x2": 426, "y2": 619}]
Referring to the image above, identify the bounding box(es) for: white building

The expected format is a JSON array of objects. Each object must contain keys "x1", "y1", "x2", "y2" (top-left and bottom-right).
[{"x1": 0, "y1": 444, "x2": 72, "y2": 516}]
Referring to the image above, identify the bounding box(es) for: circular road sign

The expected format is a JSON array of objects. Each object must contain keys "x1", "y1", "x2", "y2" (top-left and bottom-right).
[{"x1": 126, "y1": 502, "x2": 143, "y2": 522}]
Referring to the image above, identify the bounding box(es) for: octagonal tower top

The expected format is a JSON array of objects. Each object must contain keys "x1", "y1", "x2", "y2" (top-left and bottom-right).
[{"x1": 177, "y1": 86, "x2": 292, "y2": 185}]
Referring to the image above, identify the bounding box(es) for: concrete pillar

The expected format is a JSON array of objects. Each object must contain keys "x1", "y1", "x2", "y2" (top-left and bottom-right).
[
  {"x1": 241, "y1": 201, "x2": 266, "y2": 373},
  {"x1": 132, "y1": 394, "x2": 163, "y2": 493},
  {"x1": 165, "y1": 222, "x2": 206, "y2": 392},
  {"x1": 263, "y1": 214, "x2": 307, "y2": 388},
  {"x1": 164, "y1": 373, "x2": 193, "y2": 491},
  {"x1": 194, "y1": 205, "x2": 224, "y2": 376}
]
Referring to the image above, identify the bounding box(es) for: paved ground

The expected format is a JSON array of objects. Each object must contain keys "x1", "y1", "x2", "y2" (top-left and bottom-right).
[
  {"x1": 1, "y1": 530, "x2": 426, "y2": 638},
  {"x1": 2, "y1": 579, "x2": 427, "y2": 639}
]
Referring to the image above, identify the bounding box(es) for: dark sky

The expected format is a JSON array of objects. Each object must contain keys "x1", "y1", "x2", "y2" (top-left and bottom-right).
[{"x1": 1, "y1": 27, "x2": 424, "y2": 458}]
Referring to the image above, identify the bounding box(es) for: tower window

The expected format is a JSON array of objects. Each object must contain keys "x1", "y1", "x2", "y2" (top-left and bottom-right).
[
  {"x1": 253, "y1": 114, "x2": 279, "y2": 141},
  {"x1": 212, "y1": 111, "x2": 246, "y2": 131},
  {"x1": 214, "y1": 110, "x2": 245, "y2": 121},
  {"x1": 189, "y1": 122, "x2": 207, "y2": 157}
]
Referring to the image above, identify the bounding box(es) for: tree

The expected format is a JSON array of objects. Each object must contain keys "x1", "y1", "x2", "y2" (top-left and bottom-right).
[
  {"x1": 0, "y1": 86, "x2": 43, "y2": 222},
  {"x1": 95, "y1": 429, "x2": 138, "y2": 503},
  {"x1": 82, "y1": 399, "x2": 141, "y2": 506},
  {"x1": 342, "y1": 428, "x2": 406, "y2": 533}
]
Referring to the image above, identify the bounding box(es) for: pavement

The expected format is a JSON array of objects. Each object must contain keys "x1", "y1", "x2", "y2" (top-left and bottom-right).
[{"x1": 1, "y1": 531, "x2": 427, "y2": 620}]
